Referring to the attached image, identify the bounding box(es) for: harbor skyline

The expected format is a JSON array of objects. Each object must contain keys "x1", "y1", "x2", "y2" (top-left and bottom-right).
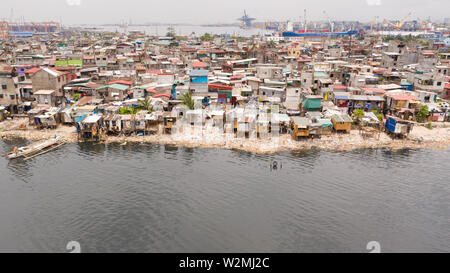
[{"x1": 1, "y1": 0, "x2": 450, "y2": 25}]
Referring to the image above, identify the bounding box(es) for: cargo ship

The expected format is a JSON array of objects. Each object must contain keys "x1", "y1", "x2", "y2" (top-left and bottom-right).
[{"x1": 282, "y1": 30, "x2": 358, "y2": 37}]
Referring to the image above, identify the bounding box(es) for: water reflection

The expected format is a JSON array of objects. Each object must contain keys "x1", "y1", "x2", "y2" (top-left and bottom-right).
[{"x1": 0, "y1": 139, "x2": 449, "y2": 252}]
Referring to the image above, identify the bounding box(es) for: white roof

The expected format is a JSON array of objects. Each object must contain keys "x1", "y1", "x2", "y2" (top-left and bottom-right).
[{"x1": 82, "y1": 115, "x2": 102, "y2": 123}]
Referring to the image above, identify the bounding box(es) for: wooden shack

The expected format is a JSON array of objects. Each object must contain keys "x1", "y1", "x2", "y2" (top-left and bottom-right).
[
  {"x1": 163, "y1": 113, "x2": 177, "y2": 134},
  {"x1": 331, "y1": 114, "x2": 352, "y2": 134},
  {"x1": 317, "y1": 118, "x2": 333, "y2": 135},
  {"x1": 104, "y1": 114, "x2": 122, "y2": 135},
  {"x1": 77, "y1": 115, "x2": 104, "y2": 141},
  {"x1": 134, "y1": 111, "x2": 148, "y2": 133},
  {"x1": 210, "y1": 110, "x2": 225, "y2": 132},
  {"x1": 145, "y1": 112, "x2": 162, "y2": 134},
  {"x1": 121, "y1": 115, "x2": 135, "y2": 135},
  {"x1": 290, "y1": 117, "x2": 310, "y2": 140},
  {"x1": 385, "y1": 116, "x2": 414, "y2": 138}
]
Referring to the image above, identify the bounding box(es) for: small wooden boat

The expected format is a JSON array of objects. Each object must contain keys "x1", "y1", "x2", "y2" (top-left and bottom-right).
[{"x1": 8, "y1": 136, "x2": 61, "y2": 160}]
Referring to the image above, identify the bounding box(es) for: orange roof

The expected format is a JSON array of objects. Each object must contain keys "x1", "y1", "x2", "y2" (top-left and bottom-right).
[
  {"x1": 25, "y1": 67, "x2": 41, "y2": 74},
  {"x1": 152, "y1": 93, "x2": 171, "y2": 99},
  {"x1": 108, "y1": 80, "x2": 133, "y2": 86},
  {"x1": 362, "y1": 88, "x2": 386, "y2": 93},
  {"x1": 192, "y1": 61, "x2": 207, "y2": 68},
  {"x1": 333, "y1": 85, "x2": 347, "y2": 90},
  {"x1": 390, "y1": 95, "x2": 418, "y2": 101}
]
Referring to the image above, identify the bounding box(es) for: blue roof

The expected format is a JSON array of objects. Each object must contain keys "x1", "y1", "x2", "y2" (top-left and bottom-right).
[{"x1": 336, "y1": 96, "x2": 349, "y2": 100}]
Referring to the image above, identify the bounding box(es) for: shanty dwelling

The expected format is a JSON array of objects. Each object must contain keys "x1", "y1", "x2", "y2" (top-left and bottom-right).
[
  {"x1": 104, "y1": 114, "x2": 122, "y2": 135},
  {"x1": 306, "y1": 112, "x2": 325, "y2": 138},
  {"x1": 237, "y1": 114, "x2": 256, "y2": 139},
  {"x1": 227, "y1": 107, "x2": 244, "y2": 134},
  {"x1": 332, "y1": 91, "x2": 350, "y2": 110},
  {"x1": 34, "y1": 108, "x2": 60, "y2": 129},
  {"x1": 144, "y1": 112, "x2": 162, "y2": 135},
  {"x1": 163, "y1": 114, "x2": 177, "y2": 135},
  {"x1": 308, "y1": 119, "x2": 323, "y2": 138},
  {"x1": 33, "y1": 90, "x2": 57, "y2": 107},
  {"x1": 209, "y1": 110, "x2": 225, "y2": 131},
  {"x1": 347, "y1": 95, "x2": 385, "y2": 113},
  {"x1": 77, "y1": 115, "x2": 104, "y2": 141},
  {"x1": 103, "y1": 105, "x2": 121, "y2": 116},
  {"x1": 331, "y1": 114, "x2": 353, "y2": 134},
  {"x1": 301, "y1": 95, "x2": 323, "y2": 113},
  {"x1": 0, "y1": 66, "x2": 19, "y2": 113},
  {"x1": 290, "y1": 117, "x2": 310, "y2": 140},
  {"x1": 271, "y1": 113, "x2": 291, "y2": 134},
  {"x1": 317, "y1": 118, "x2": 334, "y2": 135},
  {"x1": 121, "y1": 115, "x2": 135, "y2": 135},
  {"x1": 61, "y1": 106, "x2": 74, "y2": 124},
  {"x1": 385, "y1": 116, "x2": 414, "y2": 139},
  {"x1": 72, "y1": 105, "x2": 98, "y2": 123},
  {"x1": 385, "y1": 94, "x2": 419, "y2": 114},
  {"x1": 134, "y1": 111, "x2": 148, "y2": 134},
  {"x1": 186, "y1": 109, "x2": 205, "y2": 126},
  {"x1": 96, "y1": 84, "x2": 130, "y2": 102},
  {"x1": 27, "y1": 107, "x2": 47, "y2": 125},
  {"x1": 256, "y1": 115, "x2": 270, "y2": 139}
]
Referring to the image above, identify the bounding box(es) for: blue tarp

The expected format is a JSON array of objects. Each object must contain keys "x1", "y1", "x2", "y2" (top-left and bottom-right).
[
  {"x1": 74, "y1": 115, "x2": 86, "y2": 123},
  {"x1": 385, "y1": 118, "x2": 397, "y2": 133}
]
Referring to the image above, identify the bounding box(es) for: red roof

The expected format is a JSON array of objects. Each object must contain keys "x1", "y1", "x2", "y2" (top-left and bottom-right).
[
  {"x1": 108, "y1": 80, "x2": 133, "y2": 86},
  {"x1": 192, "y1": 61, "x2": 207, "y2": 68},
  {"x1": 373, "y1": 68, "x2": 387, "y2": 74},
  {"x1": 146, "y1": 88, "x2": 157, "y2": 93},
  {"x1": 230, "y1": 75, "x2": 245, "y2": 80},
  {"x1": 25, "y1": 67, "x2": 41, "y2": 74},
  {"x1": 146, "y1": 69, "x2": 163, "y2": 75},
  {"x1": 390, "y1": 95, "x2": 418, "y2": 101},
  {"x1": 152, "y1": 93, "x2": 171, "y2": 99},
  {"x1": 208, "y1": 84, "x2": 232, "y2": 90},
  {"x1": 362, "y1": 88, "x2": 386, "y2": 93},
  {"x1": 333, "y1": 85, "x2": 347, "y2": 90},
  {"x1": 445, "y1": 83, "x2": 450, "y2": 89}
]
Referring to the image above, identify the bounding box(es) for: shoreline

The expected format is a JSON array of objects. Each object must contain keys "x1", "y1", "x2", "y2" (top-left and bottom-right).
[{"x1": 2, "y1": 119, "x2": 449, "y2": 154}]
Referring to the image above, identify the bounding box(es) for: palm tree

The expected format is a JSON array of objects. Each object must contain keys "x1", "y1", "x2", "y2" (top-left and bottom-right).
[
  {"x1": 181, "y1": 92, "x2": 195, "y2": 110},
  {"x1": 138, "y1": 98, "x2": 153, "y2": 112}
]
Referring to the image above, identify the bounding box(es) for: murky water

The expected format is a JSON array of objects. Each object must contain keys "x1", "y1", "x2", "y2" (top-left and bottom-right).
[{"x1": 0, "y1": 139, "x2": 449, "y2": 252}]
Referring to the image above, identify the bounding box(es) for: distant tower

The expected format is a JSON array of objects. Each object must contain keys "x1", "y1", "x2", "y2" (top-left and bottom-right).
[{"x1": 238, "y1": 10, "x2": 255, "y2": 28}]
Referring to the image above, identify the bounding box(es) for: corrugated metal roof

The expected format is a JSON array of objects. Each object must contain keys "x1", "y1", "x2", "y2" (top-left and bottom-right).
[{"x1": 332, "y1": 114, "x2": 352, "y2": 123}]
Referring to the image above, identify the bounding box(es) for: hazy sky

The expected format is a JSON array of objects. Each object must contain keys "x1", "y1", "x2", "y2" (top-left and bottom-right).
[{"x1": 1, "y1": 0, "x2": 449, "y2": 25}]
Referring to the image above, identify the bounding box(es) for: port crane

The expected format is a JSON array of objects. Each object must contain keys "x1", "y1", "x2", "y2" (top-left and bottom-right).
[
  {"x1": 323, "y1": 11, "x2": 334, "y2": 32},
  {"x1": 385, "y1": 12, "x2": 412, "y2": 30},
  {"x1": 370, "y1": 16, "x2": 379, "y2": 32},
  {"x1": 238, "y1": 10, "x2": 256, "y2": 28}
]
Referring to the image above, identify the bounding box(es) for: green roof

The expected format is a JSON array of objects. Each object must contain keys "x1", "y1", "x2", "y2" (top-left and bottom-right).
[{"x1": 97, "y1": 84, "x2": 129, "y2": 91}]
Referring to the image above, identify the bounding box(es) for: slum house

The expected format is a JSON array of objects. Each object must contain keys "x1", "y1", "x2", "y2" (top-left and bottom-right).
[
  {"x1": 34, "y1": 107, "x2": 61, "y2": 129},
  {"x1": 331, "y1": 114, "x2": 353, "y2": 134},
  {"x1": 189, "y1": 69, "x2": 209, "y2": 94},
  {"x1": 31, "y1": 68, "x2": 72, "y2": 107},
  {"x1": 290, "y1": 117, "x2": 310, "y2": 140},
  {"x1": 77, "y1": 115, "x2": 104, "y2": 141},
  {"x1": 0, "y1": 66, "x2": 19, "y2": 113},
  {"x1": 96, "y1": 83, "x2": 130, "y2": 102}
]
